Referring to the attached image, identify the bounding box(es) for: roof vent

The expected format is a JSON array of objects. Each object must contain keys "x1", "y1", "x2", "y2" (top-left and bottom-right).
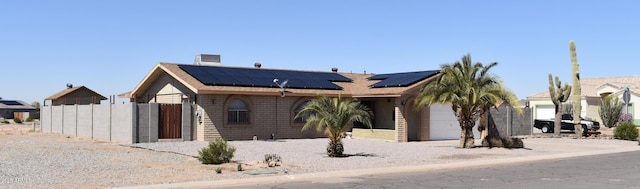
[
  {"x1": 66, "y1": 83, "x2": 73, "y2": 89},
  {"x1": 331, "y1": 67, "x2": 338, "y2": 72},
  {"x1": 194, "y1": 54, "x2": 221, "y2": 66},
  {"x1": 254, "y1": 62, "x2": 262, "y2": 68}
]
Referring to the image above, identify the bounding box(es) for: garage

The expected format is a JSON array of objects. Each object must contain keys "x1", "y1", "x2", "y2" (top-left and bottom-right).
[
  {"x1": 535, "y1": 105, "x2": 555, "y2": 121},
  {"x1": 429, "y1": 104, "x2": 480, "y2": 140}
]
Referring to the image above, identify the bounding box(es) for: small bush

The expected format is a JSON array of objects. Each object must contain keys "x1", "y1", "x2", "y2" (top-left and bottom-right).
[
  {"x1": 215, "y1": 167, "x2": 222, "y2": 174},
  {"x1": 13, "y1": 118, "x2": 22, "y2": 124},
  {"x1": 1, "y1": 120, "x2": 8, "y2": 124},
  {"x1": 482, "y1": 136, "x2": 524, "y2": 149},
  {"x1": 614, "y1": 122, "x2": 639, "y2": 141},
  {"x1": 25, "y1": 117, "x2": 33, "y2": 122},
  {"x1": 198, "y1": 138, "x2": 236, "y2": 164}
]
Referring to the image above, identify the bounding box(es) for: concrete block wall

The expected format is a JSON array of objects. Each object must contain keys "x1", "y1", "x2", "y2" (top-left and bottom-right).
[
  {"x1": 111, "y1": 104, "x2": 136, "y2": 144},
  {"x1": 148, "y1": 104, "x2": 159, "y2": 142},
  {"x1": 137, "y1": 104, "x2": 150, "y2": 143},
  {"x1": 41, "y1": 106, "x2": 51, "y2": 133},
  {"x1": 76, "y1": 105, "x2": 93, "y2": 138},
  {"x1": 92, "y1": 104, "x2": 111, "y2": 141},
  {"x1": 62, "y1": 105, "x2": 76, "y2": 135},
  {"x1": 488, "y1": 107, "x2": 533, "y2": 137},
  {"x1": 51, "y1": 106, "x2": 63, "y2": 134},
  {"x1": 41, "y1": 103, "x2": 191, "y2": 144}
]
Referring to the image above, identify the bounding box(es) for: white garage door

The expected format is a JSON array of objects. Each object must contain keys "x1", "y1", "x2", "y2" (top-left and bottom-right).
[
  {"x1": 429, "y1": 104, "x2": 480, "y2": 140},
  {"x1": 535, "y1": 105, "x2": 555, "y2": 120}
]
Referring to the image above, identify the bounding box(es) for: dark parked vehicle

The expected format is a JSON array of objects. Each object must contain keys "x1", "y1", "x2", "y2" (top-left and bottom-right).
[{"x1": 534, "y1": 114, "x2": 600, "y2": 134}]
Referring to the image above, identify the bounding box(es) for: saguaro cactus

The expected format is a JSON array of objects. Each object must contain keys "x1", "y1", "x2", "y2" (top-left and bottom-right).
[
  {"x1": 570, "y1": 40, "x2": 583, "y2": 137},
  {"x1": 548, "y1": 74, "x2": 571, "y2": 136}
]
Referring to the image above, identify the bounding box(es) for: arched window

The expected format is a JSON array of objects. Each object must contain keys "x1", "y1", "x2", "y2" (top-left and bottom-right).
[
  {"x1": 228, "y1": 99, "x2": 249, "y2": 123},
  {"x1": 293, "y1": 100, "x2": 311, "y2": 123}
]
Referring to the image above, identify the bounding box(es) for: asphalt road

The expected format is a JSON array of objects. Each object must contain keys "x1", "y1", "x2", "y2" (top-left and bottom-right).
[{"x1": 227, "y1": 151, "x2": 640, "y2": 189}]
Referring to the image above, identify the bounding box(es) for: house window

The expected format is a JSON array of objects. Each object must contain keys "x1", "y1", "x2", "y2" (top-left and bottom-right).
[
  {"x1": 293, "y1": 100, "x2": 311, "y2": 123},
  {"x1": 228, "y1": 99, "x2": 250, "y2": 124}
]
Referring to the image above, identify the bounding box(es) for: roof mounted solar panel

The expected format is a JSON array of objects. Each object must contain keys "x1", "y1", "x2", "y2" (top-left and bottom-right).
[
  {"x1": 179, "y1": 65, "x2": 352, "y2": 90},
  {"x1": 368, "y1": 70, "x2": 439, "y2": 88},
  {"x1": 0, "y1": 100, "x2": 23, "y2": 106}
]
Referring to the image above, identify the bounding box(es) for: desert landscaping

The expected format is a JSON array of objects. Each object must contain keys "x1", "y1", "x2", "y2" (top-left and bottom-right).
[{"x1": 1, "y1": 121, "x2": 637, "y2": 189}]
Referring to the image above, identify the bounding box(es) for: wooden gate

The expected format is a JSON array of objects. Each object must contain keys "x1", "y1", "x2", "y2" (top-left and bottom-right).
[{"x1": 159, "y1": 104, "x2": 182, "y2": 139}]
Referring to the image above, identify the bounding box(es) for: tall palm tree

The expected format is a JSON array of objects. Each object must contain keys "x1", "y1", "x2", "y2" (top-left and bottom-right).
[
  {"x1": 416, "y1": 54, "x2": 521, "y2": 148},
  {"x1": 295, "y1": 95, "x2": 373, "y2": 157}
]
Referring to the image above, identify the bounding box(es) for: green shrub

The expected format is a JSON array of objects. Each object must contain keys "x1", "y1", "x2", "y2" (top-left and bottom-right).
[
  {"x1": 614, "y1": 122, "x2": 639, "y2": 141},
  {"x1": 198, "y1": 138, "x2": 236, "y2": 164},
  {"x1": 215, "y1": 167, "x2": 222, "y2": 174},
  {"x1": 1, "y1": 120, "x2": 8, "y2": 124},
  {"x1": 482, "y1": 136, "x2": 524, "y2": 148},
  {"x1": 13, "y1": 118, "x2": 22, "y2": 124},
  {"x1": 25, "y1": 117, "x2": 33, "y2": 122}
]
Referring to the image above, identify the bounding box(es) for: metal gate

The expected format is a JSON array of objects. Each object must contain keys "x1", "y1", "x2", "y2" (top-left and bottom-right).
[{"x1": 159, "y1": 104, "x2": 182, "y2": 139}]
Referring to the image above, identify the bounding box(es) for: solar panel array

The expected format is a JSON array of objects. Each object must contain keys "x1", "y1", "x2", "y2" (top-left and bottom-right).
[
  {"x1": 179, "y1": 65, "x2": 352, "y2": 90},
  {"x1": 0, "y1": 100, "x2": 23, "y2": 106},
  {"x1": 368, "y1": 70, "x2": 439, "y2": 88}
]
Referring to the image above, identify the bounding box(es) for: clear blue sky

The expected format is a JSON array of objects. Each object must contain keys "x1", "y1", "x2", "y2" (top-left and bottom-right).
[{"x1": 1, "y1": 1, "x2": 638, "y2": 104}]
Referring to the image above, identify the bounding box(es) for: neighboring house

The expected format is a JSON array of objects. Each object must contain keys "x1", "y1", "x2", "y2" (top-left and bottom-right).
[
  {"x1": 45, "y1": 85, "x2": 107, "y2": 105},
  {"x1": 127, "y1": 55, "x2": 477, "y2": 142},
  {"x1": 528, "y1": 76, "x2": 640, "y2": 125},
  {"x1": 0, "y1": 100, "x2": 36, "y2": 119}
]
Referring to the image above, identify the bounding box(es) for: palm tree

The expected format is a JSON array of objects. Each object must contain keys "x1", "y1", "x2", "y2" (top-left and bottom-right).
[
  {"x1": 295, "y1": 95, "x2": 373, "y2": 157},
  {"x1": 416, "y1": 54, "x2": 521, "y2": 148}
]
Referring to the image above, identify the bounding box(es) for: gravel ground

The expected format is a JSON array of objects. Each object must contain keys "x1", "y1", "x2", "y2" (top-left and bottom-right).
[{"x1": 1, "y1": 125, "x2": 637, "y2": 189}]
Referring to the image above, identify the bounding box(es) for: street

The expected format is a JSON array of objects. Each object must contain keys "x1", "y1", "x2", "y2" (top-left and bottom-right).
[{"x1": 227, "y1": 151, "x2": 640, "y2": 189}]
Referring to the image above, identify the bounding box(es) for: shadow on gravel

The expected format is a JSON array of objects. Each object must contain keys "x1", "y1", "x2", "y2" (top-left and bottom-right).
[{"x1": 334, "y1": 152, "x2": 380, "y2": 158}]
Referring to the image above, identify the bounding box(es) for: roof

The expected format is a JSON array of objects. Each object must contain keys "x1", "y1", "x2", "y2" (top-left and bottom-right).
[
  {"x1": 45, "y1": 86, "x2": 108, "y2": 100},
  {"x1": 0, "y1": 100, "x2": 36, "y2": 110},
  {"x1": 528, "y1": 76, "x2": 640, "y2": 99},
  {"x1": 117, "y1": 91, "x2": 132, "y2": 98},
  {"x1": 130, "y1": 63, "x2": 441, "y2": 98}
]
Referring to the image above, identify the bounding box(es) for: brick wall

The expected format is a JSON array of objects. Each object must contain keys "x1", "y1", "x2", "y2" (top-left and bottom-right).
[{"x1": 196, "y1": 94, "x2": 326, "y2": 141}]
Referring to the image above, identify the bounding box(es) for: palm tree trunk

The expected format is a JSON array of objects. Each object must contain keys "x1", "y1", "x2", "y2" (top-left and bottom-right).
[
  {"x1": 459, "y1": 124, "x2": 475, "y2": 148},
  {"x1": 464, "y1": 125, "x2": 474, "y2": 148},
  {"x1": 459, "y1": 128, "x2": 466, "y2": 148}
]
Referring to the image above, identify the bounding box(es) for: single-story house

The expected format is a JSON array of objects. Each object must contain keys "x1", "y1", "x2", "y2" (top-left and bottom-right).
[
  {"x1": 0, "y1": 100, "x2": 36, "y2": 120},
  {"x1": 127, "y1": 55, "x2": 478, "y2": 142},
  {"x1": 45, "y1": 85, "x2": 107, "y2": 105},
  {"x1": 528, "y1": 76, "x2": 640, "y2": 126}
]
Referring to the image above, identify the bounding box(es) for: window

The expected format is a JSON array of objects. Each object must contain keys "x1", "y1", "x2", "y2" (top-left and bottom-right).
[
  {"x1": 293, "y1": 100, "x2": 311, "y2": 123},
  {"x1": 228, "y1": 99, "x2": 249, "y2": 124}
]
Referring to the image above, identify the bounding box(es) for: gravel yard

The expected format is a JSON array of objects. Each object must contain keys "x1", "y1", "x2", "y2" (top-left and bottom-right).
[{"x1": 0, "y1": 127, "x2": 637, "y2": 188}]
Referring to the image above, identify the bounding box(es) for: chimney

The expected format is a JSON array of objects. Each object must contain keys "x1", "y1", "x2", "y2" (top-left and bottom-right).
[
  {"x1": 194, "y1": 54, "x2": 221, "y2": 66},
  {"x1": 254, "y1": 62, "x2": 262, "y2": 68},
  {"x1": 331, "y1": 67, "x2": 338, "y2": 72}
]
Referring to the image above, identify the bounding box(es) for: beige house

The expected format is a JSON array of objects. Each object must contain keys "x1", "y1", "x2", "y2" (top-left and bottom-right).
[
  {"x1": 527, "y1": 76, "x2": 640, "y2": 126},
  {"x1": 45, "y1": 85, "x2": 107, "y2": 105},
  {"x1": 127, "y1": 56, "x2": 474, "y2": 142}
]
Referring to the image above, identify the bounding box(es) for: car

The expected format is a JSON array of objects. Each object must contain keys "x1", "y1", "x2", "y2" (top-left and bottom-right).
[{"x1": 534, "y1": 114, "x2": 600, "y2": 134}]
